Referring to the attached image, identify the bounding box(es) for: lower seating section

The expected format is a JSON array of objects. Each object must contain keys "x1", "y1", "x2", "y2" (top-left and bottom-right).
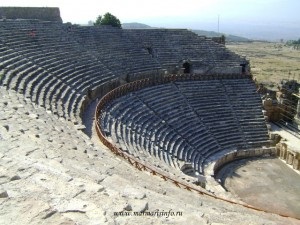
[
  {"x1": 100, "y1": 78, "x2": 269, "y2": 174},
  {"x1": 221, "y1": 79, "x2": 270, "y2": 147},
  {"x1": 101, "y1": 94, "x2": 186, "y2": 169}
]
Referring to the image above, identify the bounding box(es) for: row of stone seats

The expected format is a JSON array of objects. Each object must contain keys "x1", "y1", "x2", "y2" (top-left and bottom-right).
[
  {"x1": 176, "y1": 79, "x2": 269, "y2": 149},
  {"x1": 1, "y1": 20, "x2": 246, "y2": 77},
  {"x1": 101, "y1": 93, "x2": 215, "y2": 173},
  {"x1": 0, "y1": 20, "x2": 169, "y2": 125},
  {"x1": 125, "y1": 29, "x2": 186, "y2": 67},
  {"x1": 68, "y1": 25, "x2": 162, "y2": 77},
  {"x1": 134, "y1": 82, "x2": 243, "y2": 168},
  {"x1": 125, "y1": 29, "x2": 246, "y2": 69},
  {"x1": 175, "y1": 80, "x2": 245, "y2": 151},
  {"x1": 1, "y1": 19, "x2": 250, "y2": 129},
  {"x1": 101, "y1": 94, "x2": 185, "y2": 169},
  {"x1": 221, "y1": 79, "x2": 270, "y2": 147},
  {"x1": 100, "y1": 78, "x2": 269, "y2": 174},
  {"x1": 0, "y1": 20, "x2": 118, "y2": 124},
  {"x1": 134, "y1": 84, "x2": 221, "y2": 163}
]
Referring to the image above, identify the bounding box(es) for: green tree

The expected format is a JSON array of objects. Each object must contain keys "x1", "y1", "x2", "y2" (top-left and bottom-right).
[{"x1": 94, "y1": 12, "x2": 121, "y2": 28}]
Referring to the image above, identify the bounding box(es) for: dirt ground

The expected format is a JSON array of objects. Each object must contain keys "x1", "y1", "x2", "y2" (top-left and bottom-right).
[
  {"x1": 227, "y1": 42, "x2": 300, "y2": 88},
  {"x1": 217, "y1": 157, "x2": 300, "y2": 219}
]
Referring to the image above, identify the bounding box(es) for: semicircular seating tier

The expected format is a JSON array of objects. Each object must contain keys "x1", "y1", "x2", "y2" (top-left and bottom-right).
[
  {"x1": 0, "y1": 19, "x2": 248, "y2": 126},
  {"x1": 124, "y1": 29, "x2": 247, "y2": 74},
  {"x1": 100, "y1": 78, "x2": 270, "y2": 174}
]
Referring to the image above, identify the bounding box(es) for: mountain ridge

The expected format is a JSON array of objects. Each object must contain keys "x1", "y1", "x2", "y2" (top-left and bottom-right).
[{"x1": 122, "y1": 22, "x2": 252, "y2": 42}]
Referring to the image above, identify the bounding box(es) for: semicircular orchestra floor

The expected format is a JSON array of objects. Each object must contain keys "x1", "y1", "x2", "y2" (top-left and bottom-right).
[{"x1": 216, "y1": 157, "x2": 300, "y2": 218}]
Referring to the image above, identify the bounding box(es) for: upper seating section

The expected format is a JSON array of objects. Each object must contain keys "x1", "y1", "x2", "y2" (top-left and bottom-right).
[
  {"x1": 0, "y1": 20, "x2": 116, "y2": 123},
  {"x1": 0, "y1": 19, "x2": 249, "y2": 124},
  {"x1": 68, "y1": 25, "x2": 162, "y2": 77},
  {"x1": 0, "y1": 20, "x2": 248, "y2": 80},
  {"x1": 100, "y1": 78, "x2": 269, "y2": 174},
  {"x1": 125, "y1": 29, "x2": 247, "y2": 72}
]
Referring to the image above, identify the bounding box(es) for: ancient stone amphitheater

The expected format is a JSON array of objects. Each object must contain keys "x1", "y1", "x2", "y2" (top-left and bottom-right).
[{"x1": 0, "y1": 7, "x2": 299, "y2": 225}]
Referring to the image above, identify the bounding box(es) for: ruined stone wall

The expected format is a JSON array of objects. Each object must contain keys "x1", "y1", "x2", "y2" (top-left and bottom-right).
[
  {"x1": 79, "y1": 79, "x2": 121, "y2": 118},
  {"x1": 212, "y1": 36, "x2": 225, "y2": 45},
  {"x1": 262, "y1": 98, "x2": 283, "y2": 122},
  {"x1": 213, "y1": 148, "x2": 276, "y2": 175},
  {"x1": 276, "y1": 142, "x2": 300, "y2": 171},
  {"x1": 0, "y1": 7, "x2": 62, "y2": 22}
]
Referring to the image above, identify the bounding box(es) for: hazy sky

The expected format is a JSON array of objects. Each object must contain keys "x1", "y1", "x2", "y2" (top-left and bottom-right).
[{"x1": 2, "y1": 0, "x2": 300, "y2": 39}]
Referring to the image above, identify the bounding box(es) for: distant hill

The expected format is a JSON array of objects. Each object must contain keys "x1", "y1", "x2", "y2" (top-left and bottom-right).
[
  {"x1": 226, "y1": 34, "x2": 252, "y2": 42},
  {"x1": 191, "y1": 30, "x2": 252, "y2": 42},
  {"x1": 122, "y1": 22, "x2": 252, "y2": 42}
]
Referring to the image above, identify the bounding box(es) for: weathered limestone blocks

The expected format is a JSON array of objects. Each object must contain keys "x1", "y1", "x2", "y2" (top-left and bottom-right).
[
  {"x1": 269, "y1": 132, "x2": 281, "y2": 146},
  {"x1": 262, "y1": 98, "x2": 283, "y2": 122},
  {"x1": 0, "y1": 189, "x2": 9, "y2": 198}
]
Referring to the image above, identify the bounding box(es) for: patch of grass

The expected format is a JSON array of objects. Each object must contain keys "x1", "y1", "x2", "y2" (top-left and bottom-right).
[{"x1": 227, "y1": 42, "x2": 300, "y2": 85}]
